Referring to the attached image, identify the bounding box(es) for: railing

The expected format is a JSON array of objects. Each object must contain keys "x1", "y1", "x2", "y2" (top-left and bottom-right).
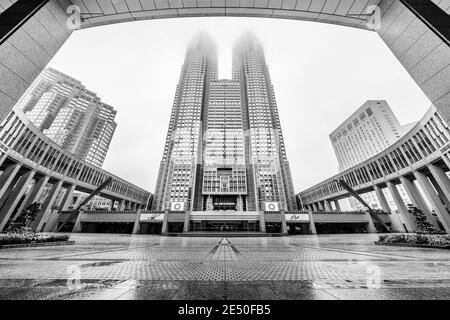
[
  {"x1": 312, "y1": 211, "x2": 366, "y2": 215},
  {"x1": 141, "y1": 210, "x2": 165, "y2": 214},
  {"x1": 285, "y1": 211, "x2": 310, "y2": 214},
  {"x1": 83, "y1": 210, "x2": 138, "y2": 214}
]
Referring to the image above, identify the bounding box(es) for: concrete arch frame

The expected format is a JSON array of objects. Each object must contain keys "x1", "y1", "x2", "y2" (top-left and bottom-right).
[{"x1": 0, "y1": 0, "x2": 447, "y2": 235}]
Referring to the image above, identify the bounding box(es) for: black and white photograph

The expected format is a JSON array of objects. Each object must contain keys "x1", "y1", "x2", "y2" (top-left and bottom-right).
[{"x1": 0, "y1": 0, "x2": 449, "y2": 311}]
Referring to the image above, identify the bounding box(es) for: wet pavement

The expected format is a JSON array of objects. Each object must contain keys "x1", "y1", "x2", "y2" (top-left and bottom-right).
[{"x1": 0, "y1": 233, "x2": 449, "y2": 300}]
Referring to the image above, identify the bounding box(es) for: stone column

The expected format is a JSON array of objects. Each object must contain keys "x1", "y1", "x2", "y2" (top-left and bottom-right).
[
  {"x1": 161, "y1": 209, "x2": 169, "y2": 234},
  {"x1": 374, "y1": 184, "x2": 404, "y2": 232},
  {"x1": 58, "y1": 184, "x2": 76, "y2": 211},
  {"x1": 442, "y1": 155, "x2": 450, "y2": 172},
  {"x1": 312, "y1": 203, "x2": 319, "y2": 212},
  {"x1": 72, "y1": 195, "x2": 83, "y2": 210},
  {"x1": 43, "y1": 184, "x2": 76, "y2": 232},
  {"x1": 318, "y1": 201, "x2": 324, "y2": 211},
  {"x1": 72, "y1": 210, "x2": 83, "y2": 233},
  {"x1": 334, "y1": 200, "x2": 341, "y2": 211},
  {"x1": 387, "y1": 181, "x2": 416, "y2": 232},
  {"x1": 0, "y1": 154, "x2": 7, "y2": 169},
  {"x1": 0, "y1": 163, "x2": 21, "y2": 202},
  {"x1": 108, "y1": 199, "x2": 115, "y2": 211},
  {"x1": 429, "y1": 176, "x2": 450, "y2": 212},
  {"x1": 131, "y1": 202, "x2": 137, "y2": 211},
  {"x1": 12, "y1": 175, "x2": 50, "y2": 220},
  {"x1": 259, "y1": 210, "x2": 266, "y2": 232},
  {"x1": 307, "y1": 211, "x2": 317, "y2": 235},
  {"x1": 365, "y1": 211, "x2": 377, "y2": 233},
  {"x1": 414, "y1": 170, "x2": 450, "y2": 234},
  {"x1": 0, "y1": 170, "x2": 35, "y2": 231},
  {"x1": 280, "y1": 211, "x2": 288, "y2": 234},
  {"x1": 31, "y1": 180, "x2": 63, "y2": 232},
  {"x1": 183, "y1": 211, "x2": 190, "y2": 232},
  {"x1": 324, "y1": 200, "x2": 332, "y2": 212},
  {"x1": 0, "y1": 175, "x2": 21, "y2": 211},
  {"x1": 132, "y1": 209, "x2": 142, "y2": 234},
  {"x1": 428, "y1": 164, "x2": 450, "y2": 207},
  {"x1": 400, "y1": 176, "x2": 439, "y2": 228},
  {"x1": 118, "y1": 199, "x2": 125, "y2": 211},
  {"x1": 374, "y1": 185, "x2": 390, "y2": 212}
]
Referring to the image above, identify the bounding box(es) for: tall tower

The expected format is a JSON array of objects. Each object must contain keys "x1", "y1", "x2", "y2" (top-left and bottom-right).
[
  {"x1": 16, "y1": 68, "x2": 117, "y2": 167},
  {"x1": 152, "y1": 32, "x2": 218, "y2": 212},
  {"x1": 152, "y1": 33, "x2": 296, "y2": 233},
  {"x1": 232, "y1": 33, "x2": 297, "y2": 212}
]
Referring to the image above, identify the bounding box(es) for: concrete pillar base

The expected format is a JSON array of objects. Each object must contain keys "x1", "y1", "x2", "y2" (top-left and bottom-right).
[
  {"x1": 32, "y1": 180, "x2": 63, "y2": 232},
  {"x1": 334, "y1": 200, "x2": 341, "y2": 211},
  {"x1": 132, "y1": 209, "x2": 142, "y2": 234},
  {"x1": 0, "y1": 169, "x2": 35, "y2": 232},
  {"x1": 183, "y1": 211, "x2": 190, "y2": 232},
  {"x1": 400, "y1": 176, "x2": 439, "y2": 229},
  {"x1": 161, "y1": 210, "x2": 169, "y2": 234},
  {"x1": 365, "y1": 211, "x2": 377, "y2": 233},
  {"x1": 280, "y1": 211, "x2": 288, "y2": 234},
  {"x1": 308, "y1": 212, "x2": 317, "y2": 235},
  {"x1": 259, "y1": 211, "x2": 266, "y2": 233},
  {"x1": 42, "y1": 210, "x2": 59, "y2": 232},
  {"x1": 72, "y1": 211, "x2": 83, "y2": 233},
  {"x1": 414, "y1": 170, "x2": 450, "y2": 234},
  {"x1": 389, "y1": 211, "x2": 407, "y2": 233},
  {"x1": 387, "y1": 181, "x2": 416, "y2": 233}
]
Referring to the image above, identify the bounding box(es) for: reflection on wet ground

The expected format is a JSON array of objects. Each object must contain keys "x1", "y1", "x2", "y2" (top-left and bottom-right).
[{"x1": 0, "y1": 233, "x2": 449, "y2": 300}]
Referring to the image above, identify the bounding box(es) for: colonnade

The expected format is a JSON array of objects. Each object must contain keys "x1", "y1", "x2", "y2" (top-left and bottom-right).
[{"x1": 304, "y1": 162, "x2": 450, "y2": 234}]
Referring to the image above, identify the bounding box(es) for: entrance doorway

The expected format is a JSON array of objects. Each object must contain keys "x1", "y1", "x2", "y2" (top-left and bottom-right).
[
  {"x1": 315, "y1": 223, "x2": 368, "y2": 234},
  {"x1": 190, "y1": 221, "x2": 259, "y2": 232},
  {"x1": 203, "y1": 195, "x2": 246, "y2": 211},
  {"x1": 140, "y1": 223, "x2": 162, "y2": 234},
  {"x1": 287, "y1": 223, "x2": 310, "y2": 235}
]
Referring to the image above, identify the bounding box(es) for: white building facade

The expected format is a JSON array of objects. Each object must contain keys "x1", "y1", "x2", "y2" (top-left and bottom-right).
[{"x1": 330, "y1": 101, "x2": 415, "y2": 211}]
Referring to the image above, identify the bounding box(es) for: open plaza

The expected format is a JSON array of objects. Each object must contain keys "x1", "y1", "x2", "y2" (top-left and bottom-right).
[{"x1": 0, "y1": 233, "x2": 449, "y2": 300}]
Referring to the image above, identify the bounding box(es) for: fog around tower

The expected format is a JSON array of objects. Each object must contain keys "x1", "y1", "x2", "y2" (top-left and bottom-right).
[{"x1": 47, "y1": 17, "x2": 431, "y2": 192}]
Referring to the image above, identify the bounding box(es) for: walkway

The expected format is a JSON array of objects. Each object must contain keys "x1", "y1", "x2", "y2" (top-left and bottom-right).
[{"x1": 0, "y1": 233, "x2": 449, "y2": 299}]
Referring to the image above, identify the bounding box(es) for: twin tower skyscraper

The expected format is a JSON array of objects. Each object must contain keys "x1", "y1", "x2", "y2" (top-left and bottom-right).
[{"x1": 152, "y1": 32, "x2": 296, "y2": 226}]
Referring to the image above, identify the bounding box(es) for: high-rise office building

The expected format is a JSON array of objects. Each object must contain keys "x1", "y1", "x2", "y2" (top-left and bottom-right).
[
  {"x1": 16, "y1": 68, "x2": 117, "y2": 167},
  {"x1": 152, "y1": 33, "x2": 296, "y2": 232},
  {"x1": 330, "y1": 100, "x2": 414, "y2": 210}
]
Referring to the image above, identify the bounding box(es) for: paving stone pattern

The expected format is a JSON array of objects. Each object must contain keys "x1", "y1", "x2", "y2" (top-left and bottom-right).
[{"x1": 0, "y1": 234, "x2": 449, "y2": 299}]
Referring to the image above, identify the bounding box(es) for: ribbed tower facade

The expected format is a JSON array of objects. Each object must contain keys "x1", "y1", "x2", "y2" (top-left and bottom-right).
[
  {"x1": 16, "y1": 68, "x2": 117, "y2": 167},
  {"x1": 153, "y1": 33, "x2": 296, "y2": 233}
]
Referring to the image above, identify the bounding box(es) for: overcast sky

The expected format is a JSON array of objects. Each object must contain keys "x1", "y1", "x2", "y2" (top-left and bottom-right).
[{"x1": 48, "y1": 17, "x2": 431, "y2": 193}]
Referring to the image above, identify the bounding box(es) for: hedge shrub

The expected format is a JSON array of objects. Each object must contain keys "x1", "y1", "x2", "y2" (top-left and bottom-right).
[
  {"x1": 378, "y1": 234, "x2": 450, "y2": 248},
  {"x1": 0, "y1": 232, "x2": 70, "y2": 245}
]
